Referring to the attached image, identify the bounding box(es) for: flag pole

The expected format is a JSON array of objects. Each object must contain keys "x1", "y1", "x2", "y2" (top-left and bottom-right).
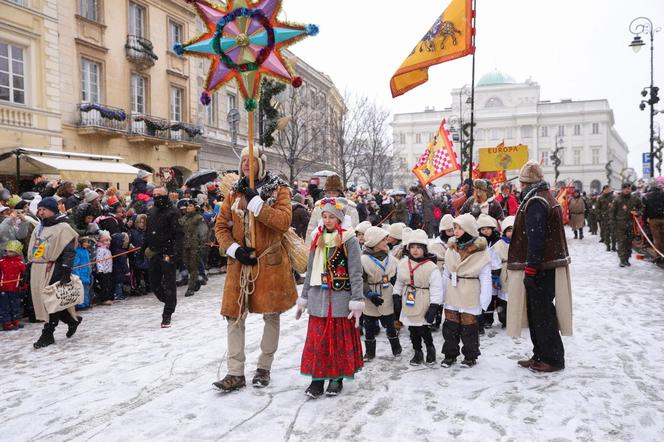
[{"x1": 468, "y1": 0, "x2": 477, "y2": 178}]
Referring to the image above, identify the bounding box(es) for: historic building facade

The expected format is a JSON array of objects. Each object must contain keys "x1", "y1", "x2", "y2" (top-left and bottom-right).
[
  {"x1": 392, "y1": 70, "x2": 630, "y2": 193},
  {"x1": 56, "y1": 0, "x2": 203, "y2": 189}
]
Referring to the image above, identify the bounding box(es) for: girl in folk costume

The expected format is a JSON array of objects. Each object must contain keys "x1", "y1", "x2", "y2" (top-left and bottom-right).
[
  {"x1": 297, "y1": 197, "x2": 364, "y2": 399},
  {"x1": 393, "y1": 229, "x2": 443, "y2": 366},
  {"x1": 491, "y1": 216, "x2": 515, "y2": 328},
  {"x1": 441, "y1": 214, "x2": 492, "y2": 368},
  {"x1": 477, "y1": 214, "x2": 502, "y2": 331},
  {"x1": 428, "y1": 214, "x2": 454, "y2": 330},
  {"x1": 361, "y1": 226, "x2": 402, "y2": 361}
]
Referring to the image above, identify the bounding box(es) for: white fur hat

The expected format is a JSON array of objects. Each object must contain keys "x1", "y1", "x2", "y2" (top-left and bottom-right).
[
  {"x1": 239, "y1": 146, "x2": 267, "y2": 181},
  {"x1": 355, "y1": 221, "x2": 372, "y2": 235},
  {"x1": 501, "y1": 215, "x2": 515, "y2": 234},
  {"x1": 388, "y1": 222, "x2": 406, "y2": 240},
  {"x1": 477, "y1": 213, "x2": 498, "y2": 230},
  {"x1": 407, "y1": 229, "x2": 429, "y2": 248},
  {"x1": 453, "y1": 213, "x2": 479, "y2": 237},
  {"x1": 364, "y1": 226, "x2": 389, "y2": 248},
  {"x1": 439, "y1": 214, "x2": 454, "y2": 232}
]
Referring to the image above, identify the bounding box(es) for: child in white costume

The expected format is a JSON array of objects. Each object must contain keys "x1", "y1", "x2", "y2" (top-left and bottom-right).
[
  {"x1": 477, "y1": 214, "x2": 502, "y2": 330},
  {"x1": 490, "y1": 215, "x2": 515, "y2": 328}
]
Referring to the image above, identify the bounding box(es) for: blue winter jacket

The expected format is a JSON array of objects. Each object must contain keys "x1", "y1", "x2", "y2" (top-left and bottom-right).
[{"x1": 72, "y1": 247, "x2": 92, "y2": 285}]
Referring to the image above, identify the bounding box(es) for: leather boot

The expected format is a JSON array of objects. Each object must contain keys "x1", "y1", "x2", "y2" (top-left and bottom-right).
[
  {"x1": 34, "y1": 323, "x2": 55, "y2": 349},
  {"x1": 388, "y1": 336, "x2": 402, "y2": 356},
  {"x1": 213, "y1": 374, "x2": 246, "y2": 392}
]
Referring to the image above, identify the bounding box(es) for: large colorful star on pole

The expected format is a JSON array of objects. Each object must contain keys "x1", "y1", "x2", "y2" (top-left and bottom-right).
[{"x1": 175, "y1": 0, "x2": 318, "y2": 111}]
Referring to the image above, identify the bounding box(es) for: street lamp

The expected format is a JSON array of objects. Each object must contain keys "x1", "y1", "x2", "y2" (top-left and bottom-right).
[{"x1": 628, "y1": 16, "x2": 661, "y2": 177}]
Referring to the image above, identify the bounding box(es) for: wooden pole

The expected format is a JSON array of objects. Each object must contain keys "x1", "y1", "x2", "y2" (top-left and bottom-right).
[{"x1": 248, "y1": 111, "x2": 256, "y2": 248}]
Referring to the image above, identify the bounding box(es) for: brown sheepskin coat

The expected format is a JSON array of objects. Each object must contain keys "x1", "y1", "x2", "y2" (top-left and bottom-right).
[{"x1": 215, "y1": 186, "x2": 297, "y2": 318}]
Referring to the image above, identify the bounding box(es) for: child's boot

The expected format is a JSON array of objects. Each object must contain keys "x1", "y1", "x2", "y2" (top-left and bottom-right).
[
  {"x1": 425, "y1": 344, "x2": 436, "y2": 365},
  {"x1": 363, "y1": 340, "x2": 376, "y2": 361},
  {"x1": 388, "y1": 336, "x2": 402, "y2": 356}
]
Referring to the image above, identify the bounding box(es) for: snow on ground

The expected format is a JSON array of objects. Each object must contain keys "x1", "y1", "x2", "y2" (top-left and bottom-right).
[{"x1": 2, "y1": 229, "x2": 664, "y2": 442}]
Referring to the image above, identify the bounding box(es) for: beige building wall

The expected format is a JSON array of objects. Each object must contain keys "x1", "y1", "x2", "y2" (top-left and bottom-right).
[
  {"x1": 58, "y1": 0, "x2": 202, "y2": 190},
  {"x1": 0, "y1": 0, "x2": 62, "y2": 156}
]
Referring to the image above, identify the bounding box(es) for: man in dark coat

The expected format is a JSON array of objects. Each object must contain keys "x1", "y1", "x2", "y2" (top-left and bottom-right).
[
  {"x1": 144, "y1": 186, "x2": 180, "y2": 327},
  {"x1": 507, "y1": 161, "x2": 571, "y2": 373},
  {"x1": 597, "y1": 185, "x2": 615, "y2": 251},
  {"x1": 611, "y1": 183, "x2": 643, "y2": 267},
  {"x1": 291, "y1": 193, "x2": 310, "y2": 239},
  {"x1": 644, "y1": 180, "x2": 664, "y2": 261},
  {"x1": 131, "y1": 170, "x2": 151, "y2": 200}
]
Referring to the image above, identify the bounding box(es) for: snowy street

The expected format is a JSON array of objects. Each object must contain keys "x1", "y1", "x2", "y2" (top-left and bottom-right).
[{"x1": 2, "y1": 231, "x2": 664, "y2": 442}]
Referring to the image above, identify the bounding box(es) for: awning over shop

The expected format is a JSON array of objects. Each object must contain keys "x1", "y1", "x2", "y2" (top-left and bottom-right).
[{"x1": 0, "y1": 147, "x2": 145, "y2": 184}]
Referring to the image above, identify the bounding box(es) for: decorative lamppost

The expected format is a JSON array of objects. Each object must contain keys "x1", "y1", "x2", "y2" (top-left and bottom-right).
[
  {"x1": 550, "y1": 135, "x2": 564, "y2": 184},
  {"x1": 629, "y1": 16, "x2": 660, "y2": 178}
]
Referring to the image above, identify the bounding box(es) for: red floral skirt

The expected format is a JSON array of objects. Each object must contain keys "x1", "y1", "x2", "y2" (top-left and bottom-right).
[{"x1": 300, "y1": 315, "x2": 364, "y2": 380}]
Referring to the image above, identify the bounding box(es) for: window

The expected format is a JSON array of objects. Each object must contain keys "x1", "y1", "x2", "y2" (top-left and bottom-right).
[
  {"x1": 415, "y1": 133, "x2": 421, "y2": 144},
  {"x1": 540, "y1": 126, "x2": 548, "y2": 137},
  {"x1": 574, "y1": 124, "x2": 581, "y2": 136},
  {"x1": 505, "y1": 127, "x2": 514, "y2": 139},
  {"x1": 168, "y1": 20, "x2": 183, "y2": 53},
  {"x1": 170, "y1": 86, "x2": 183, "y2": 122},
  {"x1": 573, "y1": 149, "x2": 581, "y2": 165},
  {"x1": 0, "y1": 42, "x2": 25, "y2": 104},
  {"x1": 558, "y1": 125, "x2": 565, "y2": 136},
  {"x1": 206, "y1": 92, "x2": 217, "y2": 126},
  {"x1": 541, "y1": 150, "x2": 549, "y2": 166},
  {"x1": 80, "y1": 58, "x2": 100, "y2": 103},
  {"x1": 80, "y1": 0, "x2": 98, "y2": 21},
  {"x1": 592, "y1": 148, "x2": 600, "y2": 164},
  {"x1": 130, "y1": 74, "x2": 145, "y2": 113},
  {"x1": 521, "y1": 126, "x2": 533, "y2": 138},
  {"x1": 592, "y1": 123, "x2": 599, "y2": 134},
  {"x1": 129, "y1": 2, "x2": 146, "y2": 38},
  {"x1": 490, "y1": 128, "x2": 498, "y2": 140},
  {"x1": 8, "y1": 0, "x2": 27, "y2": 6},
  {"x1": 227, "y1": 93, "x2": 236, "y2": 111}
]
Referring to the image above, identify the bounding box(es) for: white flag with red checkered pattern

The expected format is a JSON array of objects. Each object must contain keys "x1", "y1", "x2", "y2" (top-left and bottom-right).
[{"x1": 412, "y1": 118, "x2": 460, "y2": 186}]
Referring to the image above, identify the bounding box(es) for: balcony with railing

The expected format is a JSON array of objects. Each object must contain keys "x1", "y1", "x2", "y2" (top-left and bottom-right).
[
  {"x1": 127, "y1": 113, "x2": 170, "y2": 144},
  {"x1": 167, "y1": 121, "x2": 203, "y2": 150},
  {"x1": 77, "y1": 103, "x2": 127, "y2": 137},
  {"x1": 125, "y1": 35, "x2": 158, "y2": 69}
]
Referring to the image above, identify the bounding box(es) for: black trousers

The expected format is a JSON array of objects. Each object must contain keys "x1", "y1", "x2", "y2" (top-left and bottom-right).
[
  {"x1": 365, "y1": 314, "x2": 397, "y2": 340},
  {"x1": 442, "y1": 310, "x2": 480, "y2": 360},
  {"x1": 94, "y1": 273, "x2": 114, "y2": 302},
  {"x1": 496, "y1": 298, "x2": 507, "y2": 327},
  {"x1": 149, "y1": 254, "x2": 177, "y2": 319},
  {"x1": 43, "y1": 309, "x2": 77, "y2": 332},
  {"x1": 408, "y1": 325, "x2": 433, "y2": 351},
  {"x1": 526, "y1": 269, "x2": 565, "y2": 368}
]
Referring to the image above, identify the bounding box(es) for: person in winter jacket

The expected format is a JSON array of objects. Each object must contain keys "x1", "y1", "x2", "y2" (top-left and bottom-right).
[
  {"x1": 110, "y1": 232, "x2": 130, "y2": 300},
  {"x1": 179, "y1": 199, "x2": 205, "y2": 297},
  {"x1": 0, "y1": 240, "x2": 27, "y2": 330},
  {"x1": 495, "y1": 184, "x2": 519, "y2": 217},
  {"x1": 568, "y1": 190, "x2": 586, "y2": 239},
  {"x1": 30, "y1": 197, "x2": 82, "y2": 349},
  {"x1": 291, "y1": 193, "x2": 310, "y2": 239},
  {"x1": 361, "y1": 226, "x2": 402, "y2": 361},
  {"x1": 0, "y1": 207, "x2": 30, "y2": 253},
  {"x1": 354, "y1": 221, "x2": 372, "y2": 246},
  {"x1": 477, "y1": 214, "x2": 502, "y2": 331},
  {"x1": 460, "y1": 179, "x2": 504, "y2": 221},
  {"x1": 73, "y1": 237, "x2": 93, "y2": 309},
  {"x1": 95, "y1": 231, "x2": 114, "y2": 306},
  {"x1": 441, "y1": 213, "x2": 492, "y2": 368},
  {"x1": 491, "y1": 216, "x2": 515, "y2": 327},
  {"x1": 643, "y1": 180, "x2": 664, "y2": 261},
  {"x1": 296, "y1": 197, "x2": 364, "y2": 398},
  {"x1": 611, "y1": 183, "x2": 643, "y2": 267},
  {"x1": 428, "y1": 214, "x2": 455, "y2": 330},
  {"x1": 129, "y1": 214, "x2": 149, "y2": 295},
  {"x1": 131, "y1": 170, "x2": 151, "y2": 200}
]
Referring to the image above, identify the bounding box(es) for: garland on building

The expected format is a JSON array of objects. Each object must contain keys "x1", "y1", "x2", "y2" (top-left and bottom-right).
[
  {"x1": 170, "y1": 122, "x2": 203, "y2": 138},
  {"x1": 80, "y1": 103, "x2": 127, "y2": 121},
  {"x1": 125, "y1": 37, "x2": 159, "y2": 61},
  {"x1": 259, "y1": 78, "x2": 286, "y2": 147},
  {"x1": 133, "y1": 115, "x2": 170, "y2": 132}
]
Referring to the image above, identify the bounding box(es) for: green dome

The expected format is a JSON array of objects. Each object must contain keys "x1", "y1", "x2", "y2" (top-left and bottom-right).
[{"x1": 477, "y1": 70, "x2": 516, "y2": 86}]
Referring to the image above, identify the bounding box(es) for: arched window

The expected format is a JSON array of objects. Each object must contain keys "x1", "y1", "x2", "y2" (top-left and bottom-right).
[
  {"x1": 132, "y1": 163, "x2": 154, "y2": 173},
  {"x1": 484, "y1": 97, "x2": 504, "y2": 108},
  {"x1": 573, "y1": 180, "x2": 583, "y2": 192},
  {"x1": 590, "y1": 179, "x2": 601, "y2": 194}
]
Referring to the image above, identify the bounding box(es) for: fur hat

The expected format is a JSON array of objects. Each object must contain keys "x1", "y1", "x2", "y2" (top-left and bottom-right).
[
  {"x1": 84, "y1": 190, "x2": 100, "y2": 203},
  {"x1": 402, "y1": 227, "x2": 413, "y2": 245},
  {"x1": 453, "y1": 213, "x2": 479, "y2": 237},
  {"x1": 4, "y1": 240, "x2": 23, "y2": 255},
  {"x1": 324, "y1": 174, "x2": 344, "y2": 194},
  {"x1": 477, "y1": 213, "x2": 498, "y2": 230},
  {"x1": 518, "y1": 160, "x2": 544, "y2": 184},
  {"x1": 407, "y1": 229, "x2": 429, "y2": 247},
  {"x1": 473, "y1": 179, "x2": 489, "y2": 192},
  {"x1": 439, "y1": 214, "x2": 454, "y2": 232},
  {"x1": 388, "y1": 222, "x2": 406, "y2": 240},
  {"x1": 355, "y1": 221, "x2": 372, "y2": 235},
  {"x1": 293, "y1": 193, "x2": 305, "y2": 204},
  {"x1": 318, "y1": 197, "x2": 347, "y2": 223},
  {"x1": 364, "y1": 226, "x2": 389, "y2": 248},
  {"x1": 239, "y1": 146, "x2": 267, "y2": 181},
  {"x1": 37, "y1": 197, "x2": 59, "y2": 214},
  {"x1": 501, "y1": 215, "x2": 515, "y2": 234}
]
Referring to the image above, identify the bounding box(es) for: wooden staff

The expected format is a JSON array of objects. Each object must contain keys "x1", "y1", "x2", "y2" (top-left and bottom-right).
[{"x1": 248, "y1": 111, "x2": 257, "y2": 248}]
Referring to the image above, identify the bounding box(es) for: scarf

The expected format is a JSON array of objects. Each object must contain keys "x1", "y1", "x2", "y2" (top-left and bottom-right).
[
  {"x1": 457, "y1": 233, "x2": 476, "y2": 249},
  {"x1": 309, "y1": 226, "x2": 355, "y2": 286},
  {"x1": 501, "y1": 235, "x2": 511, "y2": 244}
]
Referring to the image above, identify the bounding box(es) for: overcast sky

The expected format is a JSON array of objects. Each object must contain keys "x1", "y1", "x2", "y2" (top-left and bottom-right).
[{"x1": 285, "y1": 0, "x2": 664, "y2": 173}]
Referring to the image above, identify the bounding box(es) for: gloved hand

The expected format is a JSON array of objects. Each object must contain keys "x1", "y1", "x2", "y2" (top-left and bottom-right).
[
  {"x1": 491, "y1": 274, "x2": 502, "y2": 290},
  {"x1": 235, "y1": 247, "x2": 258, "y2": 266},
  {"x1": 523, "y1": 266, "x2": 538, "y2": 289},
  {"x1": 425, "y1": 303, "x2": 440, "y2": 324},
  {"x1": 347, "y1": 302, "x2": 364, "y2": 328},
  {"x1": 60, "y1": 266, "x2": 72, "y2": 285},
  {"x1": 366, "y1": 291, "x2": 384, "y2": 307},
  {"x1": 295, "y1": 304, "x2": 305, "y2": 320}
]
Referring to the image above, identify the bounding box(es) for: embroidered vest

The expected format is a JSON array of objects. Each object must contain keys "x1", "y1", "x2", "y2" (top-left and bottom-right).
[
  {"x1": 396, "y1": 258, "x2": 437, "y2": 321},
  {"x1": 444, "y1": 244, "x2": 490, "y2": 309},
  {"x1": 361, "y1": 254, "x2": 397, "y2": 317}
]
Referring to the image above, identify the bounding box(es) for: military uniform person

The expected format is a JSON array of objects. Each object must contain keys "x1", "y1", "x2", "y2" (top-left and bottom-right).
[
  {"x1": 588, "y1": 194, "x2": 599, "y2": 235},
  {"x1": 610, "y1": 183, "x2": 643, "y2": 267},
  {"x1": 596, "y1": 185, "x2": 615, "y2": 251},
  {"x1": 179, "y1": 199, "x2": 206, "y2": 296}
]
